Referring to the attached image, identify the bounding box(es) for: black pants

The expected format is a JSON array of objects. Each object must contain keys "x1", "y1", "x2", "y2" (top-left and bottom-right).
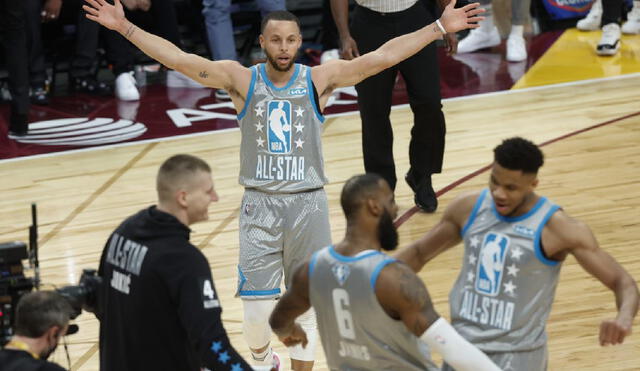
[
  {"x1": 0, "y1": 0, "x2": 30, "y2": 121},
  {"x1": 71, "y1": 0, "x2": 182, "y2": 78},
  {"x1": 24, "y1": 0, "x2": 47, "y2": 87},
  {"x1": 351, "y1": 2, "x2": 445, "y2": 190},
  {"x1": 602, "y1": 0, "x2": 624, "y2": 25}
]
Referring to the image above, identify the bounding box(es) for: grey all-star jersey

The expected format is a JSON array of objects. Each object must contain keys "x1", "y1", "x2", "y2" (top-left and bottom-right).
[
  {"x1": 450, "y1": 189, "x2": 562, "y2": 352},
  {"x1": 309, "y1": 246, "x2": 438, "y2": 371},
  {"x1": 237, "y1": 63, "x2": 328, "y2": 193}
]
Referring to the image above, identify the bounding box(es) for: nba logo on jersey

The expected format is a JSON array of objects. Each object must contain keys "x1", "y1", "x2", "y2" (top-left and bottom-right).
[
  {"x1": 267, "y1": 100, "x2": 292, "y2": 154},
  {"x1": 331, "y1": 264, "x2": 351, "y2": 286},
  {"x1": 475, "y1": 233, "x2": 510, "y2": 296}
]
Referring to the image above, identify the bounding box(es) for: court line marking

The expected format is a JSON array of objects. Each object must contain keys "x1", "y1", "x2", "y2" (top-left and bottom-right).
[
  {"x1": 39, "y1": 143, "x2": 157, "y2": 247},
  {"x1": 394, "y1": 110, "x2": 640, "y2": 227},
  {"x1": 2, "y1": 72, "x2": 638, "y2": 164}
]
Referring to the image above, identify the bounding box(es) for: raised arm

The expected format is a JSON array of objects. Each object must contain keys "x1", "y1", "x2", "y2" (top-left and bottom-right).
[
  {"x1": 376, "y1": 262, "x2": 500, "y2": 370},
  {"x1": 395, "y1": 192, "x2": 477, "y2": 272},
  {"x1": 313, "y1": 0, "x2": 484, "y2": 94},
  {"x1": 269, "y1": 262, "x2": 312, "y2": 348},
  {"x1": 83, "y1": 0, "x2": 250, "y2": 102},
  {"x1": 545, "y1": 212, "x2": 639, "y2": 345}
]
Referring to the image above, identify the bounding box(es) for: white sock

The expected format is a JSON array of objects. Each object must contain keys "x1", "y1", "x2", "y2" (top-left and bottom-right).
[
  {"x1": 510, "y1": 25, "x2": 524, "y2": 37},
  {"x1": 251, "y1": 346, "x2": 274, "y2": 364}
]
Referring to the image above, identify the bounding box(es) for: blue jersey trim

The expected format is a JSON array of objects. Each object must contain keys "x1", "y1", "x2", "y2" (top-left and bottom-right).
[
  {"x1": 370, "y1": 258, "x2": 397, "y2": 290},
  {"x1": 491, "y1": 196, "x2": 548, "y2": 223},
  {"x1": 308, "y1": 249, "x2": 322, "y2": 276},
  {"x1": 328, "y1": 245, "x2": 381, "y2": 262},
  {"x1": 237, "y1": 66, "x2": 257, "y2": 121},
  {"x1": 239, "y1": 288, "x2": 282, "y2": 296},
  {"x1": 461, "y1": 189, "x2": 488, "y2": 237},
  {"x1": 306, "y1": 66, "x2": 325, "y2": 123},
  {"x1": 259, "y1": 63, "x2": 300, "y2": 91},
  {"x1": 534, "y1": 204, "x2": 561, "y2": 266}
]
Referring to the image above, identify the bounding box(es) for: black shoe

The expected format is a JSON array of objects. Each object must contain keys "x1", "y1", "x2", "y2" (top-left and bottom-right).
[
  {"x1": 405, "y1": 171, "x2": 438, "y2": 213},
  {"x1": 31, "y1": 85, "x2": 49, "y2": 105},
  {"x1": 71, "y1": 76, "x2": 112, "y2": 96},
  {"x1": 9, "y1": 113, "x2": 28, "y2": 137}
]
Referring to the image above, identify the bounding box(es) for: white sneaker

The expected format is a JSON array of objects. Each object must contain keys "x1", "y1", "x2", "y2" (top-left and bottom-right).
[
  {"x1": 597, "y1": 23, "x2": 621, "y2": 55},
  {"x1": 457, "y1": 25, "x2": 501, "y2": 54},
  {"x1": 320, "y1": 48, "x2": 339, "y2": 64},
  {"x1": 506, "y1": 34, "x2": 527, "y2": 62},
  {"x1": 251, "y1": 349, "x2": 280, "y2": 371},
  {"x1": 215, "y1": 89, "x2": 230, "y2": 100},
  {"x1": 622, "y1": 1, "x2": 640, "y2": 34},
  {"x1": 577, "y1": 0, "x2": 602, "y2": 31},
  {"x1": 166, "y1": 70, "x2": 204, "y2": 88},
  {"x1": 115, "y1": 72, "x2": 140, "y2": 101}
]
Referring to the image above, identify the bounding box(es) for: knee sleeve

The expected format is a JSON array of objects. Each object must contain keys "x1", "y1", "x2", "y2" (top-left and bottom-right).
[
  {"x1": 242, "y1": 299, "x2": 277, "y2": 349},
  {"x1": 289, "y1": 308, "x2": 319, "y2": 361}
]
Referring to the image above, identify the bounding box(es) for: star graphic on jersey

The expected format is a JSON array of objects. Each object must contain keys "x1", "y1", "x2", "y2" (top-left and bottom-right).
[
  {"x1": 468, "y1": 254, "x2": 477, "y2": 265},
  {"x1": 503, "y1": 280, "x2": 516, "y2": 295},
  {"x1": 470, "y1": 236, "x2": 480, "y2": 248},
  {"x1": 218, "y1": 351, "x2": 231, "y2": 364},
  {"x1": 231, "y1": 364, "x2": 244, "y2": 371},
  {"x1": 466, "y1": 271, "x2": 475, "y2": 282},
  {"x1": 255, "y1": 122, "x2": 264, "y2": 132},
  {"x1": 510, "y1": 247, "x2": 524, "y2": 261},
  {"x1": 295, "y1": 106, "x2": 305, "y2": 117},
  {"x1": 255, "y1": 105, "x2": 264, "y2": 117},
  {"x1": 506, "y1": 263, "x2": 519, "y2": 277},
  {"x1": 295, "y1": 137, "x2": 305, "y2": 149},
  {"x1": 256, "y1": 137, "x2": 265, "y2": 147},
  {"x1": 294, "y1": 122, "x2": 304, "y2": 132},
  {"x1": 210, "y1": 341, "x2": 222, "y2": 353}
]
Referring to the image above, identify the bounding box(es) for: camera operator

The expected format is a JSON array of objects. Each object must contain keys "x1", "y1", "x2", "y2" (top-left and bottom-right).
[
  {"x1": 0, "y1": 291, "x2": 73, "y2": 371},
  {"x1": 96, "y1": 154, "x2": 256, "y2": 371}
]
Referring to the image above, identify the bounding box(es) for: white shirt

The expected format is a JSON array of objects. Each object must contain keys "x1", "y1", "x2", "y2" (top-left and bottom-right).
[{"x1": 355, "y1": 0, "x2": 417, "y2": 13}]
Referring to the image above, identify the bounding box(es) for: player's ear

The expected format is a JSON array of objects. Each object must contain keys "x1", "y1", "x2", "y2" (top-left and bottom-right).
[{"x1": 366, "y1": 198, "x2": 382, "y2": 217}]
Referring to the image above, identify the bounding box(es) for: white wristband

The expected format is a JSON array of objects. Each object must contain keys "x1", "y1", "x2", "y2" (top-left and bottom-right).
[{"x1": 435, "y1": 19, "x2": 447, "y2": 35}]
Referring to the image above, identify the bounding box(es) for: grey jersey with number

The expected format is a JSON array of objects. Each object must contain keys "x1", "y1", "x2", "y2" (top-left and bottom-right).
[
  {"x1": 237, "y1": 63, "x2": 328, "y2": 193},
  {"x1": 309, "y1": 246, "x2": 438, "y2": 371},
  {"x1": 449, "y1": 189, "x2": 562, "y2": 352}
]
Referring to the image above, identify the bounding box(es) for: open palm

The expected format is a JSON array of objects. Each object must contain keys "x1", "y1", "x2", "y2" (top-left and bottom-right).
[
  {"x1": 83, "y1": 0, "x2": 126, "y2": 31},
  {"x1": 440, "y1": 0, "x2": 486, "y2": 34}
]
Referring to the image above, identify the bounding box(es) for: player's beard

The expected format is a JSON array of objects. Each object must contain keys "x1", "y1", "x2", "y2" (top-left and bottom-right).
[
  {"x1": 378, "y1": 208, "x2": 399, "y2": 251},
  {"x1": 264, "y1": 49, "x2": 298, "y2": 72}
]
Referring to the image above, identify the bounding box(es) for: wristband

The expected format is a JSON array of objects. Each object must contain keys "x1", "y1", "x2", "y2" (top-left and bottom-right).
[{"x1": 435, "y1": 19, "x2": 447, "y2": 35}]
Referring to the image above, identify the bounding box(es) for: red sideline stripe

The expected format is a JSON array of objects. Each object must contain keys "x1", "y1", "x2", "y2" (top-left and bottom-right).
[{"x1": 394, "y1": 110, "x2": 640, "y2": 228}]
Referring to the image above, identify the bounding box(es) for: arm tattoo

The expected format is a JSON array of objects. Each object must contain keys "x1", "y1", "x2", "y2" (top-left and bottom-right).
[
  {"x1": 199, "y1": 71, "x2": 209, "y2": 79},
  {"x1": 397, "y1": 264, "x2": 437, "y2": 333},
  {"x1": 125, "y1": 24, "x2": 137, "y2": 39}
]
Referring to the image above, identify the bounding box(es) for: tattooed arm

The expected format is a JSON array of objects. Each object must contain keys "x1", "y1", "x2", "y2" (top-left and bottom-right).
[
  {"x1": 375, "y1": 261, "x2": 500, "y2": 370},
  {"x1": 82, "y1": 0, "x2": 251, "y2": 106},
  {"x1": 375, "y1": 261, "x2": 440, "y2": 335}
]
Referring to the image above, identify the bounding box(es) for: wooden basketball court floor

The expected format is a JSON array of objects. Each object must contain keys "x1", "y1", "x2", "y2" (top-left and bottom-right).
[{"x1": 1, "y1": 63, "x2": 640, "y2": 369}]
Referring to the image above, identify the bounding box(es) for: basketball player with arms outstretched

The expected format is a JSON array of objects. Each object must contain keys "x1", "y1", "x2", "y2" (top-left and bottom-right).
[
  {"x1": 269, "y1": 174, "x2": 500, "y2": 370},
  {"x1": 396, "y1": 137, "x2": 639, "y2": 370},
  {"x1": 83, "y1": 1, "x2": 484, "y2": 369}
]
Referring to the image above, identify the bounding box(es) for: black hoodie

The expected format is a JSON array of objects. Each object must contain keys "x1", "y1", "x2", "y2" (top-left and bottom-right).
[{"x1": 97, "y1": 206, "x2": 251, "y2": 371}]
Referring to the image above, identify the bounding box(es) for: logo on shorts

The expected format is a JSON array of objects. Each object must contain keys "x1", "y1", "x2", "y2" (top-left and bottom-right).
[
  {"x1": 267, "y1": 100, "x2": 292, "y2": 154},
  {"x1": 331, "y1": 264, "x2": 351, "y2": 286},
  {"x1": 475, "y1": 232, "x2": 510, "y2": 296}
]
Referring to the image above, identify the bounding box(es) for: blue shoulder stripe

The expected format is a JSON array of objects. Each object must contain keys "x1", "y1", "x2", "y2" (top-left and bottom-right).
[
  {"x1": 237, "y1": 65, "x2": 257, "y2": 120},
  {"x1": 534, "y1": 204, "x2": 561, "y2": 266},
  {"x1": 306, "y1": 66, "x2": 325, "y2": 123},
  {"x1": 370, "y1": 258, "x2": 397, "y2": 290},
  {"x1": 461, "y1": 189, "x2": 488, "y2": 237}
]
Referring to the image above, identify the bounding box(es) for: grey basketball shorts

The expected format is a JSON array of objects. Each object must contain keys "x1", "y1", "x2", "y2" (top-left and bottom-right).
[{"x1": 236, "y1": 187, "x2": 331, "y2": 299}]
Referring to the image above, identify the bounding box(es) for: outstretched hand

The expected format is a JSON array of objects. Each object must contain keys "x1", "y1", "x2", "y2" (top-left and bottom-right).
[
  {"x1": 439, "y1": 0, "x2": 485, "y2": 34},
  {"x1": 83, "y1": 0, "x2": 126, "y2": 31}
]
